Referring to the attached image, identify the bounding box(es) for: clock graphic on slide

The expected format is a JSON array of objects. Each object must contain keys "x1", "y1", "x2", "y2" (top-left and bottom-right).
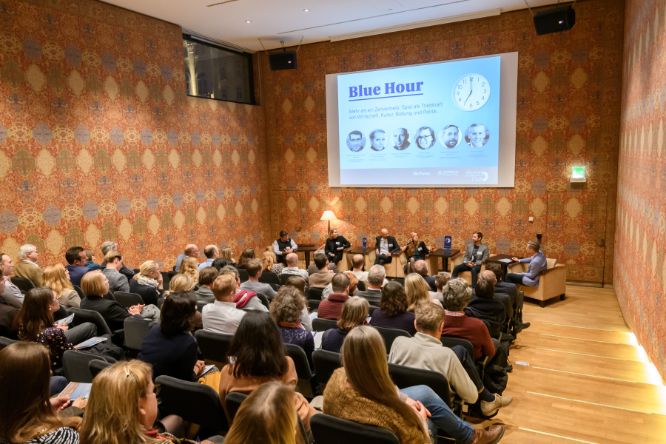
[{"x1": 453, "y1": 73, "x2": 490, "y2": 111}]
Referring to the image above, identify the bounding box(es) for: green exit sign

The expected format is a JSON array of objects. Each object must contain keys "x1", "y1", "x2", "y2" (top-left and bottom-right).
[{"x1": 571, "y1": 165, "x2": 586, "y2": 182}]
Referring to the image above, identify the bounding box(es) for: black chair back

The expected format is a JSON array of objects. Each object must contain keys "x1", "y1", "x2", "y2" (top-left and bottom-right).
[
  {"x1": 63, "y1": 350, "x2": 114, "y2": 383},
  {"x1": 373, "y1": 326, "x2": 411, "y2": 354},
  {"x1": 123, "y1": 316, "x2": 152, "y2": 352},
  {"x1": 11, "y1": 276, "x2": 34, "y2": 293},
  {"x1": 310, "y1": 413, "x2": 399, "y2": 444},
  {"x1": 69, "y1": 307, "x2": 112, "y2": 336},
  {"x1": 312, "y1": 317, "x2": 337, "y2": 332},
  {"x1": 225, "y1": 391, "x2": 248, "y2": 423},
  {"x1": 256, "y1": 292, "x2": 271, "y2": 309},
  {"x1": 0, "y1": 336, "x2": 16, "y2": 349},
  {"x1": 284, "y1": 343, "x2": 314, "y2": 380},
  {"x1": 73, "y1": 285, "x2": 85, "y2": 298},
  {"x1": 161, "y1": 272, "x2": 174, "y2": 290},
  {"x1": 88, "y1": 359, "x2": 112, "y2": 378},
  {"x1": 278, "y1": 273, "x2": 293, "y2": 286},
  {"x1": 196, "y1": 300, "x2": 210, "y2": 313},
  {"x1": 259, "y1": 270, "x2": 280, "y2": 286},
  {"x1": 388, "y1": 363, "x2": 452, "y2": 407},
  {"x1": 113, "y1": 291, "x2": 144, "y2": 308},
  {"x1": 156, "y1": 375, "x2": 228, "y2": 436},
  {"x1": 312, "y1": 349, "x2": 342, "y2": 389},
  {"x1": 238, "y1": 269, "x2": 249, "y2": 283},
  {"x1": 308, "y1": 299, "x2": 321, "y2": 312},
  {"x1": 441, "y1": 335, "x2": 474, "y2": 357},
  {"x1": 195, "y1": 330, "x2": 233, "y2": 364},
  {"x1": 307, "y1": 287, "x2": 324, "y2": 300}
]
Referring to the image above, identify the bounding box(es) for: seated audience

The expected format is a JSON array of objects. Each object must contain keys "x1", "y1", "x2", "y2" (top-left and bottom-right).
[
  {"x1": 412, "y1": 259, "x2": 436, "y2": 291},
  {"x1": 138, "y1": 291, "x2": 205, "y2": 381},
  {"x1": 317, "y1": 273, "x2": 351, "y2": 320},
  {"x1": 270, "y1": 286, "x2": 314, "y2": 367},
  {"x1": 369, "y1": 281, "x2": 416, "y2": 335},
  {"x1": 14, "y1": 243, "x2": 43, "y2": 287},
  {"x1": 282, "y1": 275, "x2": 313, "y2": 331},
  {"x1": 79, "y1": 359, "x2": 214, "y2": 444},
  {"x1": 195, "y1": 266, "x2": 218, "y2": 304},
  {"x1": 308, "y1": 253, "x2": 334, "y2": 288},
  {"x1": 129, "y1": 260, "x2": 165, "y2": 307},
  {"x1": 44, "y1": 263, "x2": 80, "y2": 308},
  {"x1": 350, "y1": 253, "x2": 368, "y2": 282},
  {"x1": 324, "y1": 326, "x2": 504, "y2": 444},
  {"x1": 259, "y1": 250, "x2": 281, "y2": 285},
  {"x1": 322, "y1": 270, "x2": 359, "y2": 299},
  {"x1": 178, "y1": 257, "x2": 200, "y2": 288},
  {"x1": 102, "y1": 251, "x2": 130, "y2": 293},
  {"x1": 218, "y1": 311, "x2": 297, "y2": 401},
  {"x1": 405, "y1": 273, "x2": 441, "y2": 311},
  {"x1": 16, "y1": 288, "x2": 96, "y2": 369},
  {"x1": 432, "y1": 272, "x2": 451, "y2": 302},
  {"x1": 280, "y1": 253, "x2": 309, "y2": 280},
  {"x1": 174, "y1": 243, "x2": 199, "y2": 272},
  {"x1": 64, "y1": 246, "x2": 89, "y2": 287},
  {"x1": 198, "y1": 244, "x2": 219, "y2": 270},
  {"x1": 100, "y1": 240, "x2": 135, "y2": 280},
  {"x1": 237, "y1": 248, "x2": 256, "y2": 269},
  {"x1": 168, "y1": 273, "x2": 196, "y2": 292},
  {"x1": 354, "y1": 264, "x2": 385, "y2": 306},
  {"x1": 241, "y1": 258, "x2": 277, "y2": 299},
  {"x1": 466, "y1": 271, "x2": 506, "y2": 338},
  {"x1": 213, "y1": 246, "x2": 236, "y2": 269},
  {"x1": 0, "y1": 277, "x2": 18, "y2": 338},
  {"x1": 220, "y1": 265, "x2": 267, "y2": 312},
  {"x1": 389, "y1": 303, "x2": 511, "y2": 418},
  {"x1": 202, "y1": 273, "x2": 246, "y2": 334},
  {"x1": 81, "y1": 270, "x2": 155, "y2": 330},
  {"x1": 0, "y1": 342, "x2": 82, "y2": 444},
  {"x1": 224, "y1": 381, "x2": 311, "y2": 444},
  {"x1": 321, "y1": 296, "x2": 369, "y2": 353},
  {"x1": 441, "y1": 278, "x2": 495, "y2": 361},
  {"x1": 84, "y1": 248, "x2": 102, "y2": 271},
  {"x1": 486, "y1": 262, "x2": 530, "y2": 333},
  {"x1": 1, "y1": 251, "x2": 24, "y2": 308}
]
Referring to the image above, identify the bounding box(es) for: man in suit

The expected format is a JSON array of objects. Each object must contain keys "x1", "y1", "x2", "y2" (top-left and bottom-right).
[
  {"x1": 14, "y1": 244, "x2": 43, "y2": 287},
  {"x1": 452, "y1": 231, "x2": 489, "y2": 288},
  {"x1": 374, "y1": 228, "x2": 401, "y2": 265}
]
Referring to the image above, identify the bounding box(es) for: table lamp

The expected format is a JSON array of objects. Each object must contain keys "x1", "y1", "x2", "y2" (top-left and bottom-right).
[{"x1": 320, "y1": 210, "x2": 337, "y2": 233}]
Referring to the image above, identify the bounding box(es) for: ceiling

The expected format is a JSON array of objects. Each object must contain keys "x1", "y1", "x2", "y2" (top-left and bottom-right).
[{"x1": 101, "y1": 0, "x2": 564, "y2": 52}]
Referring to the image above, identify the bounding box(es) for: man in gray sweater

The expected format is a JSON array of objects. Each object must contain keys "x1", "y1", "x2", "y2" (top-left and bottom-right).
[{"x1": 102, "y1": 251, "x2": 130, "y2": 293}]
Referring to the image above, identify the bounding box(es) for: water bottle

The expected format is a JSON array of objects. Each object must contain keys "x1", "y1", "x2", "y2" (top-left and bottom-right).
[{"x1": 362, "y1": 237, "x2": 367, "y2": 253}]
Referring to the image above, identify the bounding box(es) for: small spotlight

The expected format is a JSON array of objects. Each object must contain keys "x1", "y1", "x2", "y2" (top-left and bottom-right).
[{"x1": 303, "y1": 8, "x2": 310, "y2": 12}]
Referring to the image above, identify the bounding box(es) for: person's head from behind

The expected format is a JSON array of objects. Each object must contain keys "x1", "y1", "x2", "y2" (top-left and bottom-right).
[
  {"x1": 220, "y1": 247, "x2": 234, "y2": 261},
  {"x1": 313, "y1": 252, "x2": 328, "y2": 270},
  {"x1": 228, "y1": 311, "x2": 287, "y2": 378},
  {"x1": 331, "y1": 272, "x2": 350, "y2": 294},
  {"x1": 81, "y1": 270, "x2": 109, "y2": 298},
  {"x1": 404, "y1": 273, "x2": 431, "y2": 308},
  {"x1": 160, "y1": 291, "x2": 197, "y2": 336},
  {"x1": 198, "y1": 266, "x2": 218, "y2": 288},
  {"x1": 184, "y1": 243, "x2": 199, "y2": 258},
  {"x1": 476, "y1": 271, "x2": 496, "y2": 300},
  {"x1": 101, "y1": 240, "x2": 117, "y2": 256},
  {"x1": 169, "y1": 273, "x2": 195, "y2": 292},
  {"x1": 367, "y1": 264, "x2": 386, "y2": 288},
  {"x1": 414, "y1": 302, "x2": 445, "y2": 336},
  {"x1": 0, "y1": 342, "x2": 76, "y2": 442},
  {"x1": 220, "y1": 265, "x2": 240, "y2": 285},
  {"x1": 136, "y1": 260, "x2": 160, "y2": 282},
  {"x1": 352, "y1": 254, "x2": 364, "y2": 270},
  {"x1": 341, "y1": 326, "x2": 423, "y2": 431},
  {"x1": 262, "y1": 250, "x2": 275, "y2": 271},
  {"x1": 17, "y1": 288, "x2": 58, "y2": 339},
  {"x1": 79, "y1": 360, "x2": 156, "y2": 444},
  {"x1": 343, "y1": 271, "x2": 359, "y2": 295},
  {"x1": 485, "y1": 262, "x2": 504, "y2": 282},
  {"x1": 179, "y1": 256, "x2": 199, "y2": 276},
  {"x1": 43, "y1": 263, "x2": 73, "y2": 295},
  {"x1": 412, "y1": 259, "x2": 429, "y2": 277},
  {"x1": 224, "y1": 381, "x2": 302, "y2": 444},
  {"x1": 65, "y1": 245, "x2": 86, "y2": 266},
  {"x1": 246, "y1": 258, "x2": 263, "y2": 279},
  {"x1": 285, "y1": 252, "x2": 299, "y2": 267},
  {"x1": 435, "y1": 272, "x2": 451, "y2": 292},
  {"x1": 442, "y1": 278, "x2": 472, "y2": 311},
  {"x1": 239, "y1": 248, "x2": 256, "y2": 266},
  {"x1": 284, "y1": 275, "x2": 306, "y2": 293},
  {"x1": 337, "y1": 296, "x2": 369, "y2": 331},
  {"x1": 211, "y1": 273, "x2": 237, "y2": 302},
  {"x1": 270, "y1": 286, "x2": 306, "y2": 325},
  {"x1": 380, "y1": 281, "x2": 408, "y2": 316}
]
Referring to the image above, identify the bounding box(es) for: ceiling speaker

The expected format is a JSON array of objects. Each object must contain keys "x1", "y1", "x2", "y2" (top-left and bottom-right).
[
  {"x1": 533, "y1": 4, "x2": 576, "y2": 35},
  {"x1": 269, "y1": 52, "x2": 297, "y2": 70}
]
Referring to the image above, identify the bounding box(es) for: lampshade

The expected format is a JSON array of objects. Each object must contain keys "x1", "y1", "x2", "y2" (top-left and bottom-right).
[{"x1": 320, "y1": 210, "x2": 337, "y2": 221}]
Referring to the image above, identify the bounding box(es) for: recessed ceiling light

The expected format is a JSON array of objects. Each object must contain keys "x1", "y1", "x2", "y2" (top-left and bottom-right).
[
  {"x1": 245, "y1": 19, "x2": 251, "y2": 24},
  {"x1": 303, "y1": 8, "x2": 310, "y2": 12}
]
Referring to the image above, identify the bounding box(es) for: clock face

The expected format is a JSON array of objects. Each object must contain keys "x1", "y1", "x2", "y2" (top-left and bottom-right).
[{"x1": 453, "y1": 73, "x2": 490, "y2": 111}]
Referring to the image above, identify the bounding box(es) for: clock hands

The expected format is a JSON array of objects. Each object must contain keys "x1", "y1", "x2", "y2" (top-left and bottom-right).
[{"x1": 464, "y1": 77, "x2": 474, "y2": 105}]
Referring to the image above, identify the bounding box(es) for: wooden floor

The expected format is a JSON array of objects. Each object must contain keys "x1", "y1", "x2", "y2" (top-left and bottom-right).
[{"x1": 486, "y1": 286, "x2": 666, "y2": 444}]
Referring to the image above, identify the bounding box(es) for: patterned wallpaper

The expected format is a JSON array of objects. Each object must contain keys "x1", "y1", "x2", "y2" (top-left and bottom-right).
[
  {"x1": 0, "y1": 0, "x2": 271, "y2": 269},
  {"x1": 261, "y1": 0, "x2": 624, "y2": 284},
  {"x1": 616, "y1": 0, "x2": 666, "y2": 376}
]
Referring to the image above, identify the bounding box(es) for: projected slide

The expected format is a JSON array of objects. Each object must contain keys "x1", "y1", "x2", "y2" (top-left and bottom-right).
[{"x1": 326, "y1": 53, "x2": 517, "y2": 188}]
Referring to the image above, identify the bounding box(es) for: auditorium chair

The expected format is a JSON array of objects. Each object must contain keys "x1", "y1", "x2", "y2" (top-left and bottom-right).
[
  {"x1": 312, "y1": 318, "x2": 337, "y2": 332},
  {"x1": 285, "y1": 343, "x2": 315, "y2": 397},
  {"x1": 11, "y1": 276, "x2": 34, "y2": 293},
  {"x1": 225, "y1": 391, "x2": 248, "y2": 423},
  {"x1": 312, "y1": 349, "x2": 342, "y2": 392},
  {"x1": 113, "y1": 291, "x2": 144, "y2": 308},
  {"x1": 63, "y1": 350, "x2": 116, "y2": 383},
  {"x1": 508, "y1": 258, "x2": 566, "y2": 306},
  {"x1": 195, "y1": 330, "x2": 233, "y2": 366},
  {"x1": 372, "y1": 326, "x2": 411, "y2": 354},
  {"x1": 123, "y1": 316, "x2": 151, "y2": 356},
  {"x1": 311, "y1": 413, "x2": 399, "y2": 444}
]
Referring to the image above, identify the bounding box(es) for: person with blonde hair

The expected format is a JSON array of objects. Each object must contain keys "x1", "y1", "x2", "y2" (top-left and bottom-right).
[
  {"x1": 79, "y1": 360, "x2": 215, "y2": 444},
  {"x1": 321, "y1": 296, "x2": 369, "y2": 353},
  {"x1": 202, "y1": 273, "x2": 245, "y2": 334},
  {"x1": 178, "y1": 257, "x2": 199, "y2": 288},
  {"x1": 44, "y1": 263, "x2": 80, "y2": 308},
  {"x1": 130, "y1": 260, "x2": 164, "y2": 306},
  {"x1": 260, "y1": 250, "x2": 281, "y2": 284},
  {"x1": 224, "y1": 381, "x2": 307, "y2": 444},
  {"x1": 0, "y1": 342, "x2": 82, "y2": 443},
  {"x1": 168, "y1": 273, "x2": 195, "y2": 292},
  {"x1": 405, "y1": 273, "x2": 440, "y2": 311}
]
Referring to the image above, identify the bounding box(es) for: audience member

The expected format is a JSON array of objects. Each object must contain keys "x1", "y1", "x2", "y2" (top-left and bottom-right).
[
  {"x1": 138, "y1": 291, "x2": 205, "y2": 381},
  {"x1": 43, "y1": 263, "x2": 80, "y2": 308},
  {"x1": 354, "y1": 264, "x2": 384, "y2": 306},
  {"x1": 413, "y1": 259, "x2": 436, "y2": 291},
  {"x1": 241, "y1": 258, "x2": 277, "y2": 299},
  {"x1": 213, "y1": 246, "x2": 236, "y2": 270},
  {"x1": 195, "y1": 266, "x2": 218, "y2": 304},
  {"x1": 1, "y1": 252, "x2": 24, "y2": 308},
  {"x1": 0, "y1": 342, "x2": 82, "y2": 443},
  {"x1": 220, "y1": 265, "x2": 267, "y2": 312},
  {"x1": 102, "y1": 250, "x2": 130, "y2": 293},
  {"x1": 270, "y1": 286, "x2": 314, "y2": 367},
  {"x1": 280, "y1": 253, "x2": 309, "y2": 280},
  {"x1": 405, "y1": 273, "x2": 440, "y2": 311},
  {"x1": 317, "y1": 273, "x2": 351, "y2": 320},
  {"x1": 486, "y1": 262, "x2": 530, "y2": 333},
  {"x1": 202, "y1": 273, "x2": 245, "y2": 334},
  {"x1": 100, "y1": 240, "x2": 135, "y2": 280},
  {"x1": 174, "y1": 243, "x2": 199, "y2": 272},
  {"x1": 369, "y1": 281, "x2": 416, "y2": 335},
  {"x1": 178, "y1": 256, "x2": 200, "y2": 288},
  {"x1": 129, "y1": 260, "x2": 164, "y2": 307},
  {"x1": 198, "y1": 244, "x2": 219, "y2": 270},
  {"x1": 466, "y1": 271, "x2": 506, "y2": 338},
  {"x1": 350, "y1": 253, "x2": 368, "y2": 282},
  {"x1": 168, "y1": 273, "x2": 195, "y2": 292},
  {"x1": 259, "y1": 250, "x2": 281, "y2": 284},
  {"x1": 282, "y1": 275, "x2": 313, "y2": 332},
  {"x1": 237, "y1": 248, "x2": 256, "y2": 269},
  {"x1": 321, "y1": 296, "x2": 369, "y2": 353},
  {"x1": 14, "y1": 243, "x2": 43, "y2": 287},
  {"x1": 433, "y1": 272, "x2": 451, "y2": 302},
  {"x1": 84, "y1": 248, "x2": 102, "y2": 271},
  {"x1": 64, "y1": 246, "x2": 89, "y2": 287},
  {"x1": 308, "y1": 253, "x2": 334, "y2": 288}
]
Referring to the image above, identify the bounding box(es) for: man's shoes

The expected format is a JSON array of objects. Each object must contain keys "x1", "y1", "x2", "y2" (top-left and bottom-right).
[
  {"x1": 471, "y1": 424, "x2": 505, "y2": 444},
  {"x1": 480, "y1": 394, "x2": 513, "y2": 417},
  {"x1": 513, "y1": 321, "x2": 531, "y2": 334}
]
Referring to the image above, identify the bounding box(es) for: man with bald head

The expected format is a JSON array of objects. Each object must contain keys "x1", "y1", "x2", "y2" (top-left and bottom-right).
[
  {"x1": 280, "y1": 252, "x2": 309, "y2": 280},
  {"x1": 374, "y1": 228, "x2": 400, "y2": 266},
  {"x1": 174, "y1": 243, "x2": 199, "y2": 271}
]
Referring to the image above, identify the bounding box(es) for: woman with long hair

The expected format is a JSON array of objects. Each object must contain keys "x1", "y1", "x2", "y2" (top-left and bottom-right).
[
  {"x1": 0, "y1": 342, "x2": 81, "y2": 443},
  {"x1": 369, "y1": 280, "x2": 416, "y2": 335},
  {"x1": 224, "y1": 381, "x2": 306, "y2": 444},
  {"x1": 405, "y1": 273, "x2": 439, "y2": 311},
  {"x1": 43, "y1": 263, "x2": 80, "y2": 308},
  {"x1": 321, "y1": 296, "x2": 369, "y2": 353},
  {"x1": 259, "y1": 250, "x2": 281, "y2": 284},
  {"x1": 236, "y1": 248, "x2": 255, "y2": 269},
  {"x1": 130, "y1": 260, "x2": 164, "y2": 306},
  {"x1": 79, "y1": 360, "x2": 214, "y2": 444},
  {"x1": 178, "y1": 257, "x2": 199, "y2": 288}
]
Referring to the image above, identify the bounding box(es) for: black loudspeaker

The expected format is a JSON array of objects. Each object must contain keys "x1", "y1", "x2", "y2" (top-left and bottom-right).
[
  {"x1": 269, "y1": 52, "x2": 297, "y2": 70},
  {"x1": 533, "y1": 4, "x2": 576, "y2": 35}
]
